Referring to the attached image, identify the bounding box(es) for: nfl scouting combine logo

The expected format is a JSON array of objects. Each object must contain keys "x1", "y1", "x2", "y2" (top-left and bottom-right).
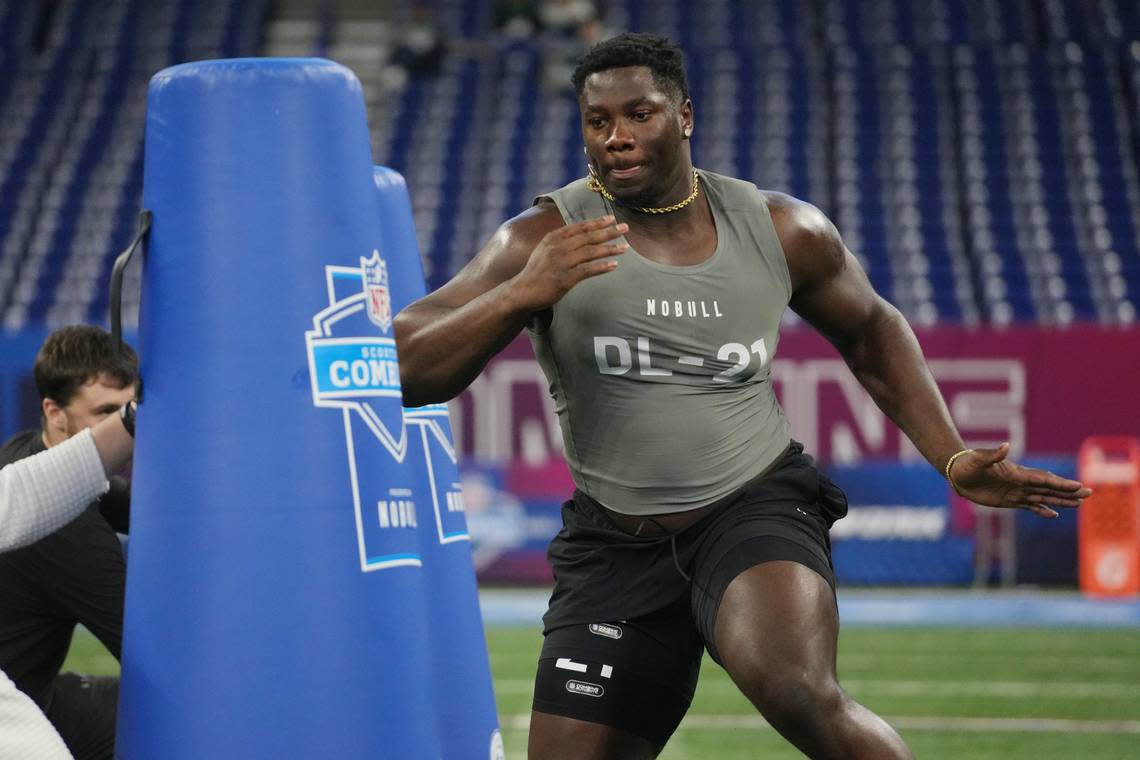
[{"x1": 305, "y1": 250, "x2": 469, "y2": 574}]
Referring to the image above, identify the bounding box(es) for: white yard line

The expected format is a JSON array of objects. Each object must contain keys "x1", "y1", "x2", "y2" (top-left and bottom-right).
[
  {"x1": 493, "y1": 678, "x2": 1139, "y2": 698},
  {"x1": 887, "y1": 716, "x2": 1140, "y2": 734},
  {"x1": 842, "y1": 680, "x2": 1138, "y2": 698},
  {"x1": 838, "y1": 653, "x2": 1139, "y2": 670},
  {"x1": 502, "y1": 713, "x2": 1140, "y2": 735}
]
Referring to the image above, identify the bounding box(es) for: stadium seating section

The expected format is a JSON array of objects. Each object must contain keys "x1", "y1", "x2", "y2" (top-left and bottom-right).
[{"x1": 1, "y1": 0, "x2": 1138, "y2": 329}]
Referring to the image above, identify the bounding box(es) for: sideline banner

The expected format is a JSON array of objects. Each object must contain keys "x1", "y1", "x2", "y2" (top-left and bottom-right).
[
  {"x1": 448, "y1": 326, "x2": 1140, "y2": 466},
  {"x1": 445, "y1": 326, "x2": 1140, "y2": 586}
]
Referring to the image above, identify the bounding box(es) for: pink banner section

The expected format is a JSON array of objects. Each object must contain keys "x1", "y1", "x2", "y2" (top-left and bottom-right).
[{"x1": 448, "y1": 325, "x2": 1140, "y2": 468}]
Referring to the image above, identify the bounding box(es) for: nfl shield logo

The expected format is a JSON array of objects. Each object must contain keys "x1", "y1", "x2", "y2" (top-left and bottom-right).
[{"x1": 362, "y1": 250, "x2": 392, "y2": 332}]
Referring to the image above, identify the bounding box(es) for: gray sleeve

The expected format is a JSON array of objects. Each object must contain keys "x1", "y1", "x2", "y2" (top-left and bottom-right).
[{"x1": 0, "y1": 429, "x2": 109, "y2": 552}]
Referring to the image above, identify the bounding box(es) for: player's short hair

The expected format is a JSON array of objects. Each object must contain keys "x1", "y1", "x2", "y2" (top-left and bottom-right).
[
  {"x1": 571, "y1": 32, "x2": 689, "y2": 103},
  {"x1": 34, "y1": 325, "x2": 138, "y2": 406}
]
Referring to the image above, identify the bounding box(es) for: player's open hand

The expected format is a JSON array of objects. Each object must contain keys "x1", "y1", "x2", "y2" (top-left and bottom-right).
[
  {"x1": 948, "y1": 443, "x2": 1092, "y2": 518},
  {"x1": 511, "y1": 215, "x2": 628, "y2": 311}
]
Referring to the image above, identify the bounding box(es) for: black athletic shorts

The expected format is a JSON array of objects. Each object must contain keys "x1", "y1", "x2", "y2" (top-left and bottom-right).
[
  {"x1": 532, "y1": 441, "x2": 847, "y2": 746},
  {"x1": 44, "y1": 673, "x2": 119, "y2": 760}
]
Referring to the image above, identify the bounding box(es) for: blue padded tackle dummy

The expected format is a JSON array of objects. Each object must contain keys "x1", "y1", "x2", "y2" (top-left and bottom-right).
[
  {"x1": 374, "y1": 165, "x2": 504, "y2": 759},
  {"x1": 118, "y1": 59, "x2": 446, "y2": 758}
]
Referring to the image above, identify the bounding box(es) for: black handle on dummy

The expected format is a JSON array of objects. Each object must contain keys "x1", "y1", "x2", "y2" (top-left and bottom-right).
[{"x1": 108, "y1": 209, "x2": 152, "y2": 401}]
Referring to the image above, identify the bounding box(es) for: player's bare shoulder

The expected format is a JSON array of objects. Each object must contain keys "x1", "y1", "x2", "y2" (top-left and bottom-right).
[
  {"x1": 760, "y1": 190, "x2": 846, "y2": 291},
  {"x1": 488, "y1": 200, "x2": 566, "y2": 267},
  {"x1": 407, "y1": 202, "x2": 566, "y2": 312}
]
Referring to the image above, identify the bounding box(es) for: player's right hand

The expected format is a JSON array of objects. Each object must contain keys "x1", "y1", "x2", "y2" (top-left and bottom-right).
[{"x1": 510, "y1": 215, "x2": 628, "y2": 311}]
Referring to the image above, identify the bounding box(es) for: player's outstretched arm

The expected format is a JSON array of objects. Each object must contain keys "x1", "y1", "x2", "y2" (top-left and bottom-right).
[
  {"x1": 0, "y1": 408, "x2": 134, "y2": 552},
  {"x1": 947, "y1": 443, "x2": 1089, "y2": 518},
  {"x1": 769, "y1": 192, "x2": 1089, "y2": 517},
  {"x1": 395, "y1": 202, "x2": 628, "y2": 406}
]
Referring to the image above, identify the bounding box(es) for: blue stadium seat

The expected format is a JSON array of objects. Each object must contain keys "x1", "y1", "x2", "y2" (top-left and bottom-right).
[{"x1": 2, "y1": 0, "x2": 1140, "y2": 328}]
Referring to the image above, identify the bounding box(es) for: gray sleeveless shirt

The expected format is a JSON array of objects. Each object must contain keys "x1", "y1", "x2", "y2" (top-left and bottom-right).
[{"x1": 531, "y1": 169, "x2": 792, "y2": 515}]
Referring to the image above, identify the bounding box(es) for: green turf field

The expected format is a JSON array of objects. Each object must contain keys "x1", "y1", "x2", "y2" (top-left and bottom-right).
[{"x1": 65, "y1": 626, "x2": 1139, "y2": 759}]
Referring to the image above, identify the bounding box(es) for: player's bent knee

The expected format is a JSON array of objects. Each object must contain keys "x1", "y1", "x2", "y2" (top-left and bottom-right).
[
  {"x1": 765, "y1": 675, "x2": 847, "y2": 727},
  {"x1": 723, "y1": 652, "x2": 846, "y2": 729}
]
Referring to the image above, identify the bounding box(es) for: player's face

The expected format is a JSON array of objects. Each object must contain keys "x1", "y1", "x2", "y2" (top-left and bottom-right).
[
  {"x1": 43, "y1": 374, "x2": 135, "y2": 443},
  {"x1": 580, "y1": 66, "x2": 693, "y2": 208}
]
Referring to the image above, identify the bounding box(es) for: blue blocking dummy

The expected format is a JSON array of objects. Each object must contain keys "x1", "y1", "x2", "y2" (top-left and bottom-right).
[
  {"x1": 374, "y1": 166, "x2": 504, "y2": 759},
  {"x1": 119, "y1": 59, "x2": 443, "y2": 758}
]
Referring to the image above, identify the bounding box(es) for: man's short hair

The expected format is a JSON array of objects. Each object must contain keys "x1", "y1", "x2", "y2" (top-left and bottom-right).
[
  {"x1": 34, "y1": 325, "x2": 138, "y2": 406},
  {"x1": 571, "y1": 32, "x2": 689, "y2": 102}
]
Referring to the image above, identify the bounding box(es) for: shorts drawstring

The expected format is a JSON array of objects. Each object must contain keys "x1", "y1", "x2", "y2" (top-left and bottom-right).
[
  {"x1": 670, "y1": 533, "x2": 692, "y2": 582},
  {"x1": 635, "y1": 516, "x2": 699, "y2": 587}
]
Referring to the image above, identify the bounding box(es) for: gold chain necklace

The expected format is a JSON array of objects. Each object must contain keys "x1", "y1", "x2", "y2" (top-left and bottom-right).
[{"x1": 587, "y1": 167, "x2": 701, "y2": 215}]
